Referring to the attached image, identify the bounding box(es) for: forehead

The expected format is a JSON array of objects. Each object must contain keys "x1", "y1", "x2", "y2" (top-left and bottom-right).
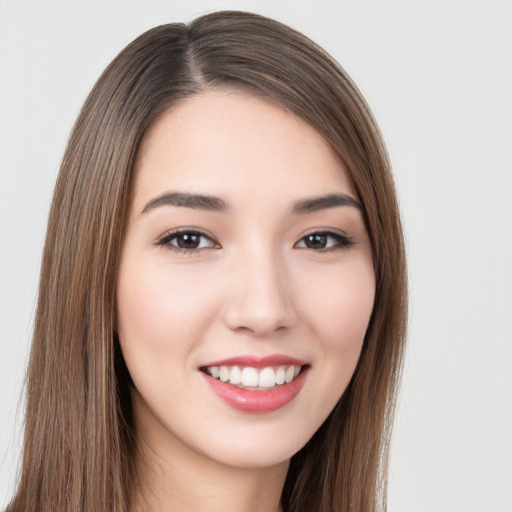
[{"x1": 132, "y1": 90, "x2": 356, "y2": 211}]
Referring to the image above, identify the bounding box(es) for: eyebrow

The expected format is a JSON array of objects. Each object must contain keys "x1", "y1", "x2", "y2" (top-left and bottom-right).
[
  {"x1": 291, "y1": 193, "x2": 362, "y2": 214},
  {"x1": 141, "y1": 192, "x2": 230, "y2": 215},
  {"x1": 140, "y1": 191, "x2": 362, "y2": 216}
]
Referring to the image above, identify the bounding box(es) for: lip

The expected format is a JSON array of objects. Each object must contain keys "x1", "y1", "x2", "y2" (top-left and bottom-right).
[
  {"x1": 200, "y1": 363, "x2": 309, "y2": 414},
  {"x1": 201, "y1": 354, "x2": 308, "y2": 369}
]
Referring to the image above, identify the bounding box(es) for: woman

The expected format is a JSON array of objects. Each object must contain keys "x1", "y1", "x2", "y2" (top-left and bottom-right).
[{"x1": 9, "y1": 10, "x2": 407, "y2": 512}]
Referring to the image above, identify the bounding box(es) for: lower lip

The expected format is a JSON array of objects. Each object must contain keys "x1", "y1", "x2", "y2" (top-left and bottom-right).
[{"x1": 201, "y1": 368, "x2": 309, "y2": 413}]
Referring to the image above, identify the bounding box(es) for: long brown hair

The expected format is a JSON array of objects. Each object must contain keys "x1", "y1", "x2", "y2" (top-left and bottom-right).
[{"x1": 10, "y1": 11, "x2": 407, "y2": 512}]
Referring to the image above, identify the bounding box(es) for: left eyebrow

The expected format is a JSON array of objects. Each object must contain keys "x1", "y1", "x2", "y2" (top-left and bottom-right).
[{"x1": 291, "y1": 193, "x2": 362, "y2": 214}]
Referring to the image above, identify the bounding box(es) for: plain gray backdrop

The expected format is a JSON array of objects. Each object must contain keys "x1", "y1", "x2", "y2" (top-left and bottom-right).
[{"x1": 1, "y1": 1, "x2": 511, "y2": 511}]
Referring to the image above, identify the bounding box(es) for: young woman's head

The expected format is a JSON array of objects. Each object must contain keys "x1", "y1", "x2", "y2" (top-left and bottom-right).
[{"x1": 12, "y1": 11, "x2": 407, "y2": 512}]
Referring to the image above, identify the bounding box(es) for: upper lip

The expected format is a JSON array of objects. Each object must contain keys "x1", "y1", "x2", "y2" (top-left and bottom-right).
[{"x1": 200, "y1": 354, "x2": 309, "y2": 369}]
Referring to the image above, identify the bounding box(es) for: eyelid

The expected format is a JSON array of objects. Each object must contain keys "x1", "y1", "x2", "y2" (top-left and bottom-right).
[
  {"x1": 294, "y1": 228, "x2": 354, "y2": 250},
  {"x1": 155, "y1": 228, "x2": 220, "y2": 253},
  {"x1": 299, "y1": 227, "x2": 349, "y2": 238}
]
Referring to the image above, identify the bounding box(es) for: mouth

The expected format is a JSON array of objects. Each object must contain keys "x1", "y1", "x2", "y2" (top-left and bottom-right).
[
  {"x1": 199, "y1": 355, "x2": 310, "y2": 413},
  {"x1": 201, "y1": 364, "x2": 305, "y2": 390}
]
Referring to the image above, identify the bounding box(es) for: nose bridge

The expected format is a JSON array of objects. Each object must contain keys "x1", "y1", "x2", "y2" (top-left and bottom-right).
[{"x1": 224, "y1": 240, "x2": 296, "y2": 335}]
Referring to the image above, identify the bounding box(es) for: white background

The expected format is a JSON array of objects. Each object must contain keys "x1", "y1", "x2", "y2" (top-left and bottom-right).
[{"x1": 0, "y1": 1, "x2": 511, "y2": 511}]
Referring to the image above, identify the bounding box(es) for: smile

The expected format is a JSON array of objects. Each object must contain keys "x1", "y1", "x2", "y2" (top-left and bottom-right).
[
  {"x1": 203, "y1": 365, "x2": 302, "y2": 389},
  {"x1": 200, "y1": 355, "x2": 310, "y2": 413}
]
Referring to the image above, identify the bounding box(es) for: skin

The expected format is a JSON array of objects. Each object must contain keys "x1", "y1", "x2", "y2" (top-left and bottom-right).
[{"x1": 117, "y1": 89, "x2": 375, "y2": 512}]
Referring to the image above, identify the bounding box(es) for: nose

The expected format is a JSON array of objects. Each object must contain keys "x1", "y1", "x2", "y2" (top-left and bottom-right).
[{"x1": 223, "y1": 248, "x2": 297, "y2": 336}]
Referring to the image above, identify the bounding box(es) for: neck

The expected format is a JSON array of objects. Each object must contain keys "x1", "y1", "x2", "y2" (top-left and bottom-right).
[{"x1": 130, "y1": 394, "x2": 288, "y2": 512}]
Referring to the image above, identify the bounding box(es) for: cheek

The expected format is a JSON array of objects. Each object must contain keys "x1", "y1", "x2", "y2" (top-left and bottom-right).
[
  {"x1": 301, "y1": 259, "x2": 375, "y2": 407},
  {"x1": 304, "y1": 261, "x2": 375, "y2": 350},
  {"x1": 116, "y1": 260, "x2": 219, "y2": 361}
]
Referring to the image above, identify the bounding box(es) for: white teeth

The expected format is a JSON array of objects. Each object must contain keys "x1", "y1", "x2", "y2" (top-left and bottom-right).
[
  {"x1": 206, "y1": 364, "x2": 303, "y2": 388},
  {"x1": 258, "y1": 367, "x2": 276, "y2": 388},
  {"x1": 241, "y1": 367, "x2": 259, "y2": 387},
  {"x1": 219, "y1": 366, "x2": 230, "y2": 382},
  {"x1": 229, "y1": 366, "x2": 242, "y2": 385}
]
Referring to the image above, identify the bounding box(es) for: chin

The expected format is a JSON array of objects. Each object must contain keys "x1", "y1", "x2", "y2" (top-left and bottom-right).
[{"x1": 197, "y1": 431, "x2": 306, "y2": 470}]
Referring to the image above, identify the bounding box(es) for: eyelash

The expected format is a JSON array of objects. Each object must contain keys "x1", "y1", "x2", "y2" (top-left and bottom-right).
[
  {"x1": 155, "y1": 229, "x2": 219, "y2": 255},
  {"x1": 155, "y1": 229, "x2": 354, "y2": 255},
  {"x1": 294, "y1": 231, "x2": 354, "y2": 252}
]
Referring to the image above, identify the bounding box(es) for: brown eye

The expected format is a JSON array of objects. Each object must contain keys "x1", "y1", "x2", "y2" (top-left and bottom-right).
[
  {"x1": 174, "y1": 233, "x2": 202, "y2": 249},
  {"x1": 157, "y1": 230, "x2": 219, "y2": 252},
  {"x1": 304, "y1": 233, "x2": 328, "y2": 249},
  {"x1": 295, "y1": 231, "x2": 354, "y2": 251}
]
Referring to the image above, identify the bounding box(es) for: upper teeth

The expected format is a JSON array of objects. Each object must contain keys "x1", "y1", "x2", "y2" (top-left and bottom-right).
[{"x1": 206, "y1": 365, "x2": 302, "y2": 388}]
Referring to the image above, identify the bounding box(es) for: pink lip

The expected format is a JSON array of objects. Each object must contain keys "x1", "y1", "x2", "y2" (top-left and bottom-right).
[
  {"x1": 201, "y1": 354, "x2": 308, "y2": 369},
  {"x1": 200, "y1": 366, "x2": 309, "y2": 414}
]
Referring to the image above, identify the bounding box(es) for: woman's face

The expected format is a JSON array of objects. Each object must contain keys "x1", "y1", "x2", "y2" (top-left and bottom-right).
[{"x1": 117, "y1": 90, "x2": 375, "y2": 470}]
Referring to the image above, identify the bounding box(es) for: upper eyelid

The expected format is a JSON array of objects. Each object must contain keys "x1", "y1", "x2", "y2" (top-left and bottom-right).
[
  {"x1": 294, "y1": 230, "x2": 355, "y2": 249},
  {"x1": 155, "y1": 230, "x2": 220, "y2": 256},
  {"x1": 298, "y1": 227, "x2": 350, "y2": 239},
  {"x1": 157, "y1": 228, "x2": 217, "y2": 243}
]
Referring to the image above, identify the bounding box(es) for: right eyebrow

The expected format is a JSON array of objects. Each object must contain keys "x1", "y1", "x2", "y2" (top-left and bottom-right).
[{"x1": 140, "y1": 191, "x2": 230, "y2": 216}]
